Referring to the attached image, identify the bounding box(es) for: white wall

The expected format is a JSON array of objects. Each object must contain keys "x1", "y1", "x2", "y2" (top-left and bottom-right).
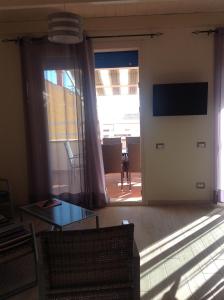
[
  {"x1": 0, "y1": 12, "x2": 223, "y2": 205},
  {"x1": 140, "y1": 29, "x2": 214, "y2": 203}
]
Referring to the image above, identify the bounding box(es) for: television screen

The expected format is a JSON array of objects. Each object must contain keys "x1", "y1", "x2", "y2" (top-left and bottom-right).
[{"x1": 153, "y1": 82, "x2": 208, "y2": 116}]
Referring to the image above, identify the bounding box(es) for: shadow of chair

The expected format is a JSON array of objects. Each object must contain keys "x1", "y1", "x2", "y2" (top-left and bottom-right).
[
  {"x1": 127, "y1": 143, "x2": 140, "y2": 190},
  {"x1": 103, "y1": 137, "x2": 121, "y2": 145},
  {"x1": 39, "y1": 223, "x2": 140, "y2": 300},
  {"x1": 101, "y1": 143, "x2": 123, "y2": 190},
  {"x1": 0, "y1": 178, "x2": 14, "y2": 218}
]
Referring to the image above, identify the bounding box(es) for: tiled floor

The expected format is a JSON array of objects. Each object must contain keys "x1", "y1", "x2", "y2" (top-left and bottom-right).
[
  {"x1": 9, "y1": 204, "x2": 224, "y2": 300},
  {"x1": 105, "y1": 172, "x2": 142, "y2": 203}
]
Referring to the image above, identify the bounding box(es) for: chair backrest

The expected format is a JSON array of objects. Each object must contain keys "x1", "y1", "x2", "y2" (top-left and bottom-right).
[
  {"x1": 126, "y1": 136, "x2": 140, "y2": 145},
  {"x1": 0, "y1": 222, "x2": 37, "y2": 298},
  {"x1": 0, "y1": 178, "x2": 14, "y2": 218},
  {"x1": 40, "y1": 224, "x2": 134, "y2": 294},
  {"x1": 103, "y1": 137, "x2": 121, "y2": 145},
  {"x1": 64, "y1": 141, "x2": 75, "y2": 167},
  {"x1": 102, "y1": 144, "x2": 122, "y2": 173},
  {"x1": 127, "y1": 143, "x2": 140, "y2": 172}
]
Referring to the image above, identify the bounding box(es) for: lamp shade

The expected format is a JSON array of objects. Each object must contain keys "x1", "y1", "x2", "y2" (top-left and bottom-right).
[{"x1": 48, "y1": 12, "x2": 83, "y2": 44}]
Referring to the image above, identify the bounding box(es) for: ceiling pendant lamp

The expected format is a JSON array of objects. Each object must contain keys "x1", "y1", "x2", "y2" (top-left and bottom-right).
[{"x1": 48, "y1": 12, "x2": 83, "y2": 44}]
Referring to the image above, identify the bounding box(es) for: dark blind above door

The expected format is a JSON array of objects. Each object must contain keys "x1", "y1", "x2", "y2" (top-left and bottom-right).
[{"x1": 94, "y1": 51, "x2": 138, "y2": 68}]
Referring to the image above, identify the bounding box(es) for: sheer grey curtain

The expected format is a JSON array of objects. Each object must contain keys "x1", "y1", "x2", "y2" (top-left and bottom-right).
[
  {"x1": 20, "y1": 37, "x2": 107, "y2": 208},
  {"x1": 80, "y1": 39, "x2": 108, "y2": 208},
  {"x1": 214, "y1": 28, "x2": 224, "y2": 203}
]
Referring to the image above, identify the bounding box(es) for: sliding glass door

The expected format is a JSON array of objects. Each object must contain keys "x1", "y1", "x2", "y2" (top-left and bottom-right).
[{"x1": 44, "y1": 69, "x2": 85, "y2": 202}]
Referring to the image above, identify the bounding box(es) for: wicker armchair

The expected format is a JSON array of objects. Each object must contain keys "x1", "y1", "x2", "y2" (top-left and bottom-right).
[
  {"x1": 39, "y1": 223, "x2": 140, "y2": 300},
  {"x1": 0, "y1": 178, "x2": 14, "y2": 218},
  {"x1": 0, "y1": 218, "x2": 38, "y2": 299}
]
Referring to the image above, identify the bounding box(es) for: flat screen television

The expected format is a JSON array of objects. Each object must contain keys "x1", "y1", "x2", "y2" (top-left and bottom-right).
[{"x1": 153, "y1": 82, "x2": 208, "y2": 116}]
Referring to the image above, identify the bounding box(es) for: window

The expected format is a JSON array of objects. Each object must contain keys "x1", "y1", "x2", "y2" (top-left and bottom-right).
[{"x1": 44, "y1": 70, "x2": 79, "y2": 141}]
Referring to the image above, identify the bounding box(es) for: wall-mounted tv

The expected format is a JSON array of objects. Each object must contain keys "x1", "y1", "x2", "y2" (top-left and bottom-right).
[{"x1": 153, "y1": 82, "x2": 208, "y2": 116}]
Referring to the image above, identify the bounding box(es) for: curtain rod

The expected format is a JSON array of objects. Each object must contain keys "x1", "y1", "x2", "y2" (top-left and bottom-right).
[
  {"x1": 1, "y1": 38, "x2": 21, "y2": 43},
  {"x1": 1, "y1": 29, "x2": 217, "y2": 43},
  {"x1": 87, "y1": 32, "x2": 163, "y2": 39},
  {"x1": 192, "y1": 29, "x2": 217, "y2": 35},
  {"x1": 1, "y1": 32, "x2": 163, "y2": 43},
  {"x1": 1, "y1": 36, "x2": 45, "y2": 43}
]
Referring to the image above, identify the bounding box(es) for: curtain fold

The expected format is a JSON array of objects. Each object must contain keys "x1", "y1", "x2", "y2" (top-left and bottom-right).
[
  {"x1": 214, "y1": 28, "x2": 224, "y2": 203},
  {"x1": 20, "y1": 37, "x2": 107, "y2": 208},
  {"x1": 20, "y1": 39, "x2": 51, "y2": 202},
  {"x1": 80, "y1": 38, "x2": 108, "y2": 208}
]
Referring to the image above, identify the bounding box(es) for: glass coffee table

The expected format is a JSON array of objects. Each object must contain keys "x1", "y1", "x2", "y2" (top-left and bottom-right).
[{"x1": 20, "y1": 199, "x2": 99, "y2": 231}]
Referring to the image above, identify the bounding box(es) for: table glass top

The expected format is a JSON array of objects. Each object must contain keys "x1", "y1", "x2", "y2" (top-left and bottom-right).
[{"x1": 20, "y1": 200, "x2": 95, "y2": 228}]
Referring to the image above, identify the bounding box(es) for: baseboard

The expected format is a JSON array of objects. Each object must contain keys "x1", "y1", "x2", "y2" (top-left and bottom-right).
[
  {"x1": 107, "y1": 201, "x2": 146, "y2": 207},
  {"x1": 107, "y1": 199, "x2": 215, "y2": 207},
  {"x1": 148, "y1": 200, "x2": 214, "y2": 206}
]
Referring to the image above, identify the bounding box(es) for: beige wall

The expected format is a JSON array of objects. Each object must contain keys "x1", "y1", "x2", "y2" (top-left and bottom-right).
[
  {"x1": 0, "y1": 12, "x2": 223, "y2": 205},
  {"x1": 0, "y1": 43, "x2": 28, "y2": 206},
  {"x1": 140, "y1": 29, "x2": 214, "y2": 204}
]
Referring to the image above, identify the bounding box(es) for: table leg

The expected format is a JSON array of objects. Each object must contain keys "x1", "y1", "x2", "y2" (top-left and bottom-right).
[{"x1": 96, "y1": 216, "x2": 99, "y2": 229}]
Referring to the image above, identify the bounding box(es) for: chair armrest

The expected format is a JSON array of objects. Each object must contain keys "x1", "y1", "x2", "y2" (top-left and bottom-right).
[
  {"x1": 121, "y1": 219, "x2": 140, "y2": 298},
  {"x1": 132, "y1": 240, "x2": 140, "y2": 300},
  {"x1": 133, "y1": 240, "x2": 139, "y2": 258},
  {"x1": 122, "y1": 220, "x2": 139, "y2": 258}
]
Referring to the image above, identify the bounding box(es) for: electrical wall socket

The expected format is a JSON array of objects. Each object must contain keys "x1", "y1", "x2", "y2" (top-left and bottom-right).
[
  {"x1": 196, "y1": 182, "x2": 206, "y2": 189},
  {"x1": 197, "y1": 141, "x2": 206, "y2": 148},
  {"x1": 156, "y1": 143, "x2": 165, "y2": 149}
]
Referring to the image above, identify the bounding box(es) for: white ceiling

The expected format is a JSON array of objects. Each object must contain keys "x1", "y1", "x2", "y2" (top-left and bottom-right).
[{"x1": 0, "y1": 0, "x2": 223, "y2": 22}]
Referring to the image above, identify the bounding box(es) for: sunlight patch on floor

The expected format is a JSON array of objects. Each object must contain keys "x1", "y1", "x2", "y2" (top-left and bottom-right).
[
  {"x1": 140, "y1": 212, "x2": 224, "y2": 299},
  {"x1": 105, "y1": 172, "x2": 142, "y2": 202},
  {"x1": 117, "y1": 181, "x2": 142, "y2": 188},
  {"x1": 140, "y1": 214, "x2": 220, "y2": 263},
  {"x1": 110, "y1": 196, "x2": 142, "y2": 202}
]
